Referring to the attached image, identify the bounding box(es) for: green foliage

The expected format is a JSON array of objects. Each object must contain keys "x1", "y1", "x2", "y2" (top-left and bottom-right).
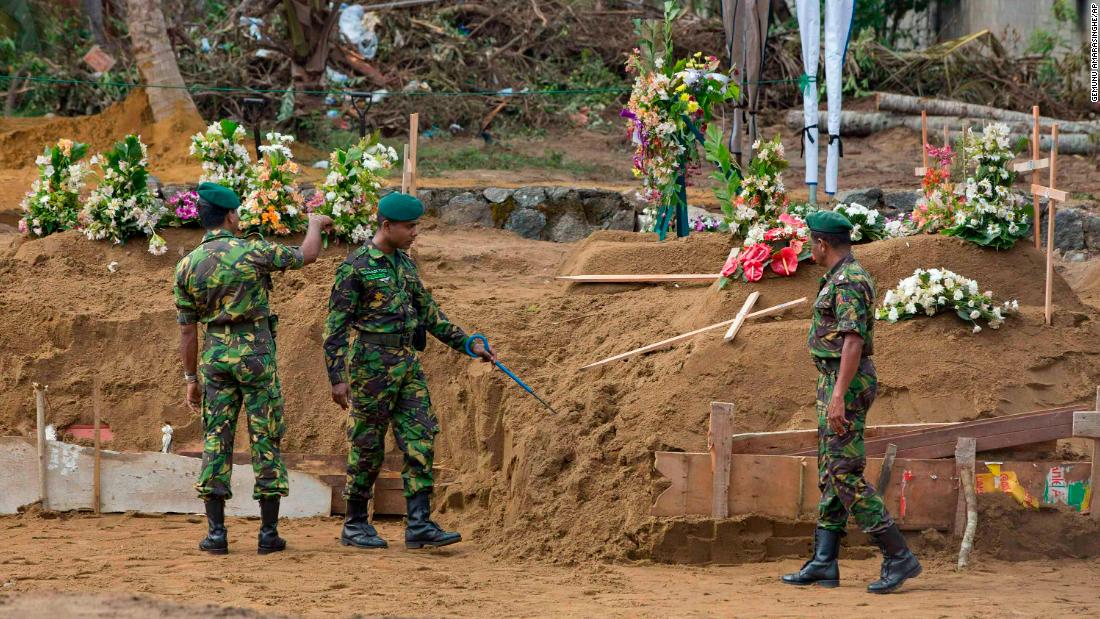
[
  {"x1": 416, "y1": 143, "x2": 598, "y2": 176},
  {"x1": 702, "y1": 124, "x2": 741, "y2": 222},
  {"x1": 848, "y1": 0, "x2": 939, "y2": 50}
]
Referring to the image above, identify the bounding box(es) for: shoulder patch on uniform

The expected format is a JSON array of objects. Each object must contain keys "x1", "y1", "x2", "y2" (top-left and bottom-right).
[{"x1": 362, "y1": 268, "x2": 390, "y2": 281}]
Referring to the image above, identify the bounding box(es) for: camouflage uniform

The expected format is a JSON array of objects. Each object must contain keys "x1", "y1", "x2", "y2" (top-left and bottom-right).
[
  {"x1": 323, "y1": 241, "x2": 468, "y2": 501},
  {"x1": 808, "y1": 253, "x2": 893, "y2": 533},
  {"x1": 174, "y1": 228, "x2": 305, "y2": 501}
]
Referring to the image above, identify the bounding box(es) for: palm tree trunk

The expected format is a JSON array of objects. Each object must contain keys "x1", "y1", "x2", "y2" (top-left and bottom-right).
[{"x1": 126, "y1": 0, "x2": 198, "y2": 122}]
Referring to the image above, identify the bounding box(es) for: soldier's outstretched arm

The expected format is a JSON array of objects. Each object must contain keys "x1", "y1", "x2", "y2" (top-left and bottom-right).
[
  {"x1": 323, "y1": 260, "x2": 363, "y2": 391},
  {"x1": 300, "y1": 214, "x2": 334, "y2": 265}
]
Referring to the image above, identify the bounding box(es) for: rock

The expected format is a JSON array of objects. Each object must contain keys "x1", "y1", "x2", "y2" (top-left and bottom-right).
[
  {"x1": 1084, "y1": 214, "x2": 1100, "y2": 250},
  {"x1": 146, "y1": 174, "x2": 163, "y2": 196},
  {"x1": 483, "y1": 187, "x2": 513, "y2": 204},
  {"x1": 582, "y1": 194, "x2": 622, "y2": 224},
  {"x1": 547, "y1": 213, "x2": 591, "y2": 243},
  {"x1": 605, "y1": 209, "x2": 636, "y2": 232},
  {"x1": 161, "y1": 183, "x2": 191, "y2": 200},
  {"x1": 1065, "y1": 250, "x2": 1089, "y2": 262},
  {"x1": 882, "y1": 191, "x2": 919, "y2": 213},
  {"x1": 505, "y1": 208, "x2": 546, "y2": 239},
  {"x1": 441, "y1": 192, "x2": 493, "y2": 227},
  {"x1": 513, "y1": 187, "x2": 546, "y2": 209},
  {"x1": 837, "y1": 187, "x2": 883, "y2": 209},
  {"x1": 547, "y1": 186, "x2": 572, "y2": 202},
  {"x1": 1041, "y1": 207, "x2": 1085, "y2": 252},
  {"x1": 621, "y1": 190, "x2": 648, "y2": 213}
]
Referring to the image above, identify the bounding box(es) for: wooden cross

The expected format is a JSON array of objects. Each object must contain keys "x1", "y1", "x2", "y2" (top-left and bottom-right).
[
  {"x1": 1029, "y1": 124, "x2": 1066, "y2": 326},
  {"x1": 1011, "y1": 106, "x2": 1051, "y2": 249},
  {"x1": 914, "y1": 110, "x2": 929, "y2": 177},
  {"x1": 1072, "y1": 386, "x2": 1100, "y2": 519}
]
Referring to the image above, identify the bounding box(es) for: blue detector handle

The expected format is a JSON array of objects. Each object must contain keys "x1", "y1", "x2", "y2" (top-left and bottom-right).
[{"x1": 465, "y1": 334, "x2": 559, "y2": 414}]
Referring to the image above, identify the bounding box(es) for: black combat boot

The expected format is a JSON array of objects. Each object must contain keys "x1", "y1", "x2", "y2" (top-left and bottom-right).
[
  {"x1": 257, "y1": 497, "x2": 287, "y2": 555},
  {"x1": 340, "y1": 498, "x2": 388, "y2": 549},
  {"x1": 866, "y1": 524, "x2": 922, "y2": 593},
  {"x1": 404, "y1": 490, "x2": 461, "y2": 549},
  {"x1": 781, "y1": 527, "x2": 842, "y2": 588},
  {"x1": 198, "y1": 498, "x2": 228, "y2": 555}
]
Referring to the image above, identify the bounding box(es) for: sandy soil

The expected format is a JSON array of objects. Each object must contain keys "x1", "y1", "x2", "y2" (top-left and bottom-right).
[{"x1": 0, "y1": 512, "x2": 1097, "y2": 618}]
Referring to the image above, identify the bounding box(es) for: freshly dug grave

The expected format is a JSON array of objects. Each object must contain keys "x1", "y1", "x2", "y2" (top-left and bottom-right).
[{"x1": 1, "y1": 225, "x2": 1098, "y2": 564}]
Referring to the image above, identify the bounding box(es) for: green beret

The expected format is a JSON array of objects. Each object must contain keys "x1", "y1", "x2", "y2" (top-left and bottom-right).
[
  {"x1": 196, "y1": 182, "x2": 239, "y2": 210},
  {"x1": 378, "y1": 192, "x2": 424, "y2": 222},
  {"x1": 806, "y1": 210, "x2": 854, "y2": 235}
]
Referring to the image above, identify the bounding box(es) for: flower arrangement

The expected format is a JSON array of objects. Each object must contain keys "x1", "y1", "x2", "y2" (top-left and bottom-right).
[
  {"x1": 690, "y1": 213, "x2": 724, "y2": 232},
  {"x1": 719, "y1": 213, "x2": 810, "y2": 284},
  {"x1": 19, "y1": 139, "x2": 92, "y2": 238},
  {"x1": 717, "y1": 135, "x2": 790, "y2": 244},
  {"x1": 911, "y1": 143, "x2": 962, "y2": 233},
  {"x1": 190, "y1": 119, "x2": 254, "y2": 198},
  {"x1": 238, "y1": 132, "x2": 307, "y2": 236},
  {"x1": 884, "y1": 215, "x2": 919, "y2": 239},
  {"x1": 80, "y1": 135, "x2": 168, "y2": 255},
  {"x1": 316, "y1": 135, "x2": 398, "y2": 243},
  {"x1": 943, "y1": 123, "x2": 1030, "y2": 249},
  {"x1": 876, "y1": 268, "x2": 1018, "y2": 333},
  {"x1": 163, "y1": 190, "x2": 200, "y2": 227},
  {"x1": 621, "y1": 1, "x2": 737, "y2": 222},
  {"x1": 833, "y1": 202, "x2": 885, "y2": 242}
]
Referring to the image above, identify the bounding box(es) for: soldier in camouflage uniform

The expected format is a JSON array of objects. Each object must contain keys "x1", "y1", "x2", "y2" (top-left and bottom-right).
[
  {"x1": 175, "y1": 182, "x2": 332, "y2": 555},
  {"x1": 323, "y1": 192, "x2": 493, "y2": 550},
  {"x1": 782, "y1": 210, "x2": 921, "y2": 594}
]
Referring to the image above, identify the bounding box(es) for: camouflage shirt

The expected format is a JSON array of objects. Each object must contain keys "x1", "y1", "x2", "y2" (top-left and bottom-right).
[
  {"x1": 323, "y1": 241, "x2": 469, "y2": 384},
  {"x1": 174, "y1": 229, "x2": 305, "y2": 326},
  {"x1": 808, "y1": 253, "x2": 875, "y2": 359}
]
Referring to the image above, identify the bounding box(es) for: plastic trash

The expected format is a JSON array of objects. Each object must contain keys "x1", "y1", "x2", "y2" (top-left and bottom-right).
[
  {"x1": 239, "y1": 16, "x2": 263, "y2": 41},
  {"x1": 339, "y1": 4, "x2": 380, "y2": 59},
  {"x1": 313, "y1": 160, "x2": 330, "y2": 169},
  {"x1": 326, "y1": 68, "x2": 350, "y2": 84},
  {"x1": 200, "y1": 38, "x2": 212, "y2": 53}
]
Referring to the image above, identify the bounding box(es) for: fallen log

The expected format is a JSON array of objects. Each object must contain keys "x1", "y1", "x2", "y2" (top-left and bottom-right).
[
  {"x1": 874, "y1": 92, "x2": 1100, "y2": 136},
  {"x1": 784, "y1": 111, "x2": 1098, "y2": 154}
]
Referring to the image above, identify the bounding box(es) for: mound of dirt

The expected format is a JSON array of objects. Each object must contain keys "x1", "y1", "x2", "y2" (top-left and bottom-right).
[
  {"x1": 0, "y1": 91, "x2": 205, "y2": 177},
  {"x1": 1, "y1": 226, "x2": 1099, "y2": 564},
  {"x1": 976, "y1": 493, "x2": 1100, "y2": 560}
]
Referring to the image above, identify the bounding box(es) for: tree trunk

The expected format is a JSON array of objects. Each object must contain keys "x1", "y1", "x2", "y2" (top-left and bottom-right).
[
  {"x1": 875, "y1": 92, "x2": 1100, "y2": 135},
  {"x1": 125, "y1": 0, "x2": 198, "y2": 122},
  {"x1": 82, "y1": 0, "x2": 110, "y2": 50}
]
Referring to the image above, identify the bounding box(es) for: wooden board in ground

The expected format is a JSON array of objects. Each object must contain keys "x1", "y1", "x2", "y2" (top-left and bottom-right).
[
  {"x1": 652, "y1": 451, "x2": 1092, "y2": 530},
  {"x1": 0, "y1": 438, "x2": 331, "y2": 517},
  {"x1": 730, "y1": 423, "x2": 958, "y2": 456},
  {"x1": 781, "y1": 405, "x2": 1084, "y2": 458}
]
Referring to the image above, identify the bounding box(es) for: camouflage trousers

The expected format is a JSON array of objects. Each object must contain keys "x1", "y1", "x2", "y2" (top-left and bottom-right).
[
  {"x1": 195, "y1": 328, "x2": 289, "y2": 501},
  {"x1": 344, "y1": 340, "x2": 438, "y2": 501},
  {"x1": 815, "y1": 357, "x2": 893, "y2": 533}
]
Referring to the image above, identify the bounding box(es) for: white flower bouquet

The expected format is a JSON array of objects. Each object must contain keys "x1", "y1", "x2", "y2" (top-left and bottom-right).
[
  {"x1": 316, "y1": 135, "x2": 398, "y2": 243},
  {"x1": 239, "y1": 132, "x2": 307, "y2": 236},
  {"x1": 943, "y1": 123, "x2": 1030, "y2": 250},
  {"x1": 876, "y1": 268, "x2": 1018, "y2": 333},
  {"x1": 190, "y1": 119, "x2": 254, "y2": 199},
  {"x1": 19, "y1": 138, "x2": 92, "y2": 238},
  {"x1": 833, "y1": 202, "x2": 885, "y2": 242},
  {"x1": 80, "y1": 135, "x2": 169, "y2": 255}
]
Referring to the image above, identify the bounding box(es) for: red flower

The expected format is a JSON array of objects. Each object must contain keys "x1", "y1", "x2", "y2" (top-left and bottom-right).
[
  {"x1": 741, "y1": 242, "x2": 771, "y2": 264},
  {"x1": 789, "y1": 238, "x2": 804, "y2": 256},
  {"x1": 778, "y1": 213, "x2": 804, "y2": 228},
  {"x1": 742, "y1": 259, "x2": 764, "y2": 282},
  {"x1": 721, "y1": 247, "x2": 741, "y2": 277},
  {"x1": 770, "y1": 246, "x2": 800, "y2": 276}
]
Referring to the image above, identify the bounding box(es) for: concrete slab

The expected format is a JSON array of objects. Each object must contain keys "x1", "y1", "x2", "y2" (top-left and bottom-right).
[{"x1": 0, "y1": 437, "x2": 330, "y2": 517}]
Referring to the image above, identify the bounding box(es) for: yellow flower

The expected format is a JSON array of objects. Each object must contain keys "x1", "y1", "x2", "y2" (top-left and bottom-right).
[
  {"x1": 687, "y1": 101, "x2": 700, "y2": 113},
  {"x1": 675, "y1": 83, "x2": 687, "y2": 92},
  {"x1": 679, "y1": 93, "x2": 690, "y2": 102},
  {"x1": 632, "y1": 168, "x2": 642, "y2": 177}
]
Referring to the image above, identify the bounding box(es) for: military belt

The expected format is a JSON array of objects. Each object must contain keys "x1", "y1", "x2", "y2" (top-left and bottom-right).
[
  {"x1": 357, "y1": 331, "x2": 415, "y2": 349},
  {"x1": 814, "y1": 356, "x2": 874, "y2": 374},
  {"x1": 208, "y1": 318, "x2": 271, "y2": 335}
]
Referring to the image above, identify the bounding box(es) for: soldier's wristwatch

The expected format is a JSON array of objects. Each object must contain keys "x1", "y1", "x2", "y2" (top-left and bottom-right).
[{"x1": 184, "y1": 372, "x2": 198, "y2": 384}]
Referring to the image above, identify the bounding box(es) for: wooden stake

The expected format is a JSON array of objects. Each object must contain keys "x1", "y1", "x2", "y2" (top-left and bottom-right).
[
  {"x1": 93, "y1": 375, "x2": 102, "y2": 515},
  {"x1": 401, "y1": 144, "x2": 410, "y2": 194},
  {"x1": 723, "y1": 291, "x2": 760, "y2": 342},
  {"x1": 1032, "y1": 106, "x2": 1041, "y2": 249},
  {"x1": 1091, "y1": 387, "x2": 1100, "y2": 520},
  {"x1": 942, "y1": 122, "x2": 949, "y2": 148},
  {"x1": 33, "y1": 383, "x2": 47, "y2": 509},
  {"x1": 708, "y1": 402, "x2": 734, "y2": 519},
  {"x1": 1045, "y1": 124, "x2": 1058, "y2": 326},
  {"x1": 955, "y1": 437, "x2": 977, "y2": 569},
  {"x1": 408, "y1": 113, "x2": 419, "y2": 194},
  {"x1": 921, "y1": 110, "x2": 928, "y2": 167},
  {"x1": 581, "y1": 298, "x2": 806, "y2": 369},
  {"x1": 557, "y1": 273, "x2": 719, "y2": 284}
]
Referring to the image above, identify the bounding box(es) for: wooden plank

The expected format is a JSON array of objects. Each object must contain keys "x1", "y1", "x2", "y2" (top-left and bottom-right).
[
  {"x1": 1031, "y1": 183, "x2": 1068, "y2": 203},
  {"x1": 34, "y1": 384, "x2": 47, "y2": 509},
  {"x1": 651, "y1": 450, "x2": 1092, "y2": 529},
  {"x1": 581, "y1": 298, "x2": 806, "y2": 370},
  {"x1": 723, "y1": 291, "x2": 759, "y2": 342},
  {"x1": 954, "y1": 437, "x2": 976, "y2": 535},
  {"x1": 1073, "y1": 411, "x2": 1100, "y2": 439},
  {"x1": 784, "y1": 406, "x2": 1081, "y2": 458},
  {"x1": 557, "y1": 274, "x2": 720, "y2": 283},
  {"x1": 0, "y1": 438, "x2": 330, "y2": 517},
  {"x1": 93, "y1": 375, "x2": 102, "y2": 515},
  {"x1": 913, "y1": 166, "x2": 928, "y2": 176},
  {"x1": 408, "y1": 113, "x2": 419, "y2": 194},
  {"x1": 1032, "y1": 105, "x2": 1041, "y2": 249},
  {"x1": 708, "y1": 402, "x2": 734, "y2": 518},
  {"x1": 1012, "y1": 158, "x2": 1049, "y2": 173},
  {"x1": 730, "y1": 423, "x2": 957, "y2": 455}
]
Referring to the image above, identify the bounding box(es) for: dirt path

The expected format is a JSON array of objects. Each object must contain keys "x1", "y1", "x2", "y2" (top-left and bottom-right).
[{"x1": 0, "y1": 513, "x2": 1096, "y2": 618}]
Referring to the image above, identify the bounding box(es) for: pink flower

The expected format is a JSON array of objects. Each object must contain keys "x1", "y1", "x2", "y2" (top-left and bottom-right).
[
  {"x1": 741, "y1": 242, "x2": 771, "y2": 265},
  {"x1": 742, "y1": 259, "x2": 764, "y2": 282},
  {"x1": 17, "y1": 219, "x2": 28, "y2": 235},
  {"x1": 778, "y1": 213, "x2": 804, "y2": 229},
  {"x1": 721, "y1": 247, "x2": 741, "y2": 277},
  {"x1": 789, "y1": 238, "x2": 804, "y2": 256},
  {"x1": 770, "y1": 246, "x2": 799, "y2": 276}
]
